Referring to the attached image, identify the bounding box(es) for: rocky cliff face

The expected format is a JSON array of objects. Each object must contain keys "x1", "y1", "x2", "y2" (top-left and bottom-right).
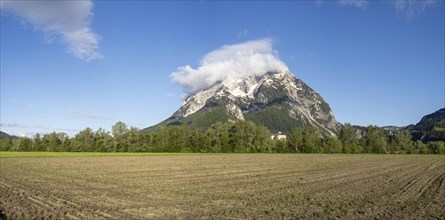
[{"x1": 148, "y1": 70, "x2": 340, "y2": 136}]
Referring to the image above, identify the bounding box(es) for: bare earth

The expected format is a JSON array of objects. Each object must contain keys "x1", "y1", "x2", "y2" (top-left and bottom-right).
[{"x1": 1, "y1": 154, "x2": 444, "y2": 219}]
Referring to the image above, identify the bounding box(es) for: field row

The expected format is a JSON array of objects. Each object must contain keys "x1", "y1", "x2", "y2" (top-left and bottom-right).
[{"x1": 1, "y1": 154, "x2": 444, "y2": 219}]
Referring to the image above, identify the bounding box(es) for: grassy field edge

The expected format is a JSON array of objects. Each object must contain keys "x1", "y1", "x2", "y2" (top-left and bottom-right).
[
  {"x1": 0, "y1": 151, "x2": 198, "y2": 158},
  {"x1": 2, "y1": 151, "x2": 445, "y2": 158}
]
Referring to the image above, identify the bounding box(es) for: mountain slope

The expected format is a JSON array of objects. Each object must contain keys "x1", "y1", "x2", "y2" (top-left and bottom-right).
[
  {"x1": 145, "y1": 70, "x2": 340, "y2": 136},
  {"x1": 0, "y1": 131, "x2": 19, "y2": 139},
  {"x1": 0, "y1": 131, "x2": 10, "y2": 139},
  {"x1": 406, "y1": 108, "x2": 445, "y2": 142},
  {"x1": 412, "y1": 108, "x2": 445, "y2": 131}
]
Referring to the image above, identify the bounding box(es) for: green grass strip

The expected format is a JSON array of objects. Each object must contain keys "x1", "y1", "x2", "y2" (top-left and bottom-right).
[{"x1": 0, "y1": 152, "x2": 192, "y2": 158}]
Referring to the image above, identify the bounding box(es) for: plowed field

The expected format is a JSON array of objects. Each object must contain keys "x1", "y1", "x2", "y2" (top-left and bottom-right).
[{"x1": 1, "y1": 154, "x2": 444, "y2": 219}]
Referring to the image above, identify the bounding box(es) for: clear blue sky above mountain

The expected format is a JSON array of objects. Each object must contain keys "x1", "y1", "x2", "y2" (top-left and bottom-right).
[{"x1": 1, "y1": 0, "x2": 444, "y2": 137}]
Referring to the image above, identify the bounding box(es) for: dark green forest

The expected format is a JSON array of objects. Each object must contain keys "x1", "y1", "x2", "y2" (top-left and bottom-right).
[{"x1": 1, "y1": 121, "x2": 444, "y2": 154}]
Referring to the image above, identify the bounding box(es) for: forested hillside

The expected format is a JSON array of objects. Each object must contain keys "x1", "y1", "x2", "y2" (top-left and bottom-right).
[{"x1": 407, "y1": 108, "x2": 445, "y2": 142}]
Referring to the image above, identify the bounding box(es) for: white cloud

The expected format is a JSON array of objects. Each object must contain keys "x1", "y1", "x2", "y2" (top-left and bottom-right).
[
  {"x1": 0, "y1": 122, "x2": 80, "y2": 132},
  {"x1": 2, "y1": 130, "x2": 35, "y2": 138},
  {"x1": 1, "y1": 0, "x2": 102, "y2": 61},
  {"x1": 339, "y1": 0, "x2": 368, "y2": 9},
  {"x1": 67, "y1": 109, "x2": 114, "y2": 120},
  {"x1": 395, "y1": 0, "x2": 438, "y2": 20},
  {"x1": 170, "y1": 39, "x2": 288, "y2": 94}
]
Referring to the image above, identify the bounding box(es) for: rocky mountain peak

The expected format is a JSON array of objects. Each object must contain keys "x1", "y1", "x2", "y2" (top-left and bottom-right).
[{"x1": 159, "y1": 69, "x2": 340, "y2": 136}]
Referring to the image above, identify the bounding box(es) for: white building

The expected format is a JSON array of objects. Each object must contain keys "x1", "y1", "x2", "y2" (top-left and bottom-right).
[{"x1": 271, "y1": 132, "x2": 287, "y2": 140}]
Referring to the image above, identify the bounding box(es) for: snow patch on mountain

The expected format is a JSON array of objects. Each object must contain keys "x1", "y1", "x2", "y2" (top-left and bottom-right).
[
  {"x1": 179, "y1": 83, "x2": 222, "y2": 117},
  {"x1": 173, "y1": 69, "x2": 339, "y2": 135}
]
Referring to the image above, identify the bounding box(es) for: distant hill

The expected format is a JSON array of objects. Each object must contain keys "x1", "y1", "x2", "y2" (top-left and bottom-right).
[
  {"x1": 0, "y1": 131, "x2": 19, "y2": 139},
  {"x1": 406, "y1": 108, "x2": 445, "y2": 142},
  {"x1": 0, "y1": 131, "x2": 10, "y2": 139},
  {"x1": 349, "y1": 109, "x2": 444, "y2": 141},
  {"x1": 410, "y1": 108, "x2": 445, "y2": 131}
]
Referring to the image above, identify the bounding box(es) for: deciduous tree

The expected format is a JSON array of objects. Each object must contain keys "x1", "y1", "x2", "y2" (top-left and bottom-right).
[
  {"x1": 338, "y1": 123, "x2": 360, "y2": 153},
  {"x1": 363, "y1": 126, "x2": 387, "y2": 153}
]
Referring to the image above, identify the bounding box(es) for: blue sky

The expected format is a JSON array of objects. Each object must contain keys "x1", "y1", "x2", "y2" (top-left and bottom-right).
[{"x1": 1, "y1": 0, "x2": 444, "y2": 137}]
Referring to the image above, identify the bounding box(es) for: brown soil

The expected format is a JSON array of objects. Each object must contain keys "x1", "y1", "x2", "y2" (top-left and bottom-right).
[{"x1": 1, "y1": 154, "x2": 444, "y2": 219}]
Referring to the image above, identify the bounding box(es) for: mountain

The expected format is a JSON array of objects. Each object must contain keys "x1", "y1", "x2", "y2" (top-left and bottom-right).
[
  {"x1": 144, "y1": 70, "x2": 340, "y2": 136},
  {"x1": 0, "y1": 131, "x2": 10, "y2": 139},
  {"x1": 381, "y1": 126, "x2": 404, "y2": 136},
  {"x1": 410, "y1": 108, "x2": 445, "y2": 131},
  {"x1": 381, "y1": 126, "x2": 403, "y2": 131},
  {"x1": 0, "y1": 131, "x2": 19, "y2": 139},
  {"x1": 406, "y1": 108, "x2": 445, "y2": 142}
]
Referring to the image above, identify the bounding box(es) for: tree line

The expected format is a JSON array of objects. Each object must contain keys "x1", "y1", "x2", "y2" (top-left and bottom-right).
[{"x1": 0, "y1": 121, "x2": 444, "y2": 154}]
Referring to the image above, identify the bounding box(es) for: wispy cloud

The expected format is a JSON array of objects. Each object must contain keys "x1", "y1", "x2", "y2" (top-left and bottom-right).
[
  {"x1": 317, "y1": 0, "x2": 439, "y2": 19},
  {"x1": 171, "y1": 39, "x2": 288, "y2": 95},
  {"x1": 338, "y1": 0, "x2": 368, "y2": 9},
  {"x1": 166, "y1": 93, "x2": 187, "y2": 100},
  {"x1": 237, "y1": 29, "x2": 249, "y2": 39},
  {"x1": 315, "y1": 0, "x2": 323, "y2": 7},
  {"x1": 67, "y1": 109, "x2": 115, "y2": 120},
  {"x1": 395, "y1": 0, "x2": 438, "y2": 20},
  {"x1": 1, "y1": 0, "x2": 102, "y2": 61},
  {"x1": 166, "y1": 93, "x2": 178, "y2": 98},
  {"x1": 26, "y1": 104, "x2": 33, "y2": 112},
  {"x1": 0, "y1": 123, "x2": 80, "y2": 132},
  {"x1": 2, "y1": 130, "x2": 36, "y2": 138}
]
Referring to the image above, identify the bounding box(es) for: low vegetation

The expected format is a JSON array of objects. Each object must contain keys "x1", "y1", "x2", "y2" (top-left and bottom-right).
[
  {"x1": 1, "y1": 154, "x2": 444, "y2": 219},
  {"x1": 0, "y1": 152, "x2": 187, "y2": 158},
  {"x1": 1, "y1": 121, "x2": 444, "y2": 154}
]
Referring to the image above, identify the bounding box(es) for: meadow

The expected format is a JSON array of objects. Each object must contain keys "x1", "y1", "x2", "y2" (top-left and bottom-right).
[{"x1": 1, "y1": 153, "x2": 444, "y2": 219}]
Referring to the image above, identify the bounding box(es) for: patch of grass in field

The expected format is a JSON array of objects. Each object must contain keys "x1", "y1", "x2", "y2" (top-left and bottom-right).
[{"x1": 0, "y1": 151, "x2": 192, "y2": 158}]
